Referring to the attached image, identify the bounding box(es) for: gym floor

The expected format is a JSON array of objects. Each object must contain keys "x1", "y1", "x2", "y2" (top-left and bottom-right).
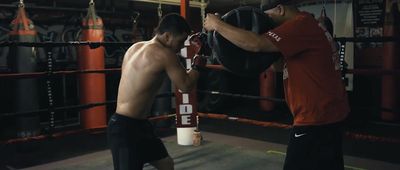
[{"x1": 1, "y1": 116, "x2": 399, "y2": 170}]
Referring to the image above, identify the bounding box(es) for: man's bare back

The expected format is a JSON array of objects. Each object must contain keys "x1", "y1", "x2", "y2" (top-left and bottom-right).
[
  {"x1": 116, "y1": 36, "x2": 199, "y2": 119},
  {"x1": 116, "y1": 39, "x2": 165, "y2": 119}
]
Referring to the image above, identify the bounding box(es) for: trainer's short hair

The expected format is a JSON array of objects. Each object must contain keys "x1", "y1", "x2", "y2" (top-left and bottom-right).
[{"x1": 260, "y1": 0, "x2": 294, "y2": 11}]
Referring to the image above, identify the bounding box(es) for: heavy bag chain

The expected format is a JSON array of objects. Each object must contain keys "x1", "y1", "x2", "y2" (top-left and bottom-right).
[
  {"x1": 339, "y1": 42, "x2": 347, "y2": 80},
  {"x1": 158, "y1": 0, "x2": 162, "y2": 20},
  {"x1": 45, "y1": 47, "x2": 55, "y2": 133}
]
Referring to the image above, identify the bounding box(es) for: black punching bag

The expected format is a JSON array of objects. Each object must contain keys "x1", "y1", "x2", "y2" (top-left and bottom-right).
[
  {"x1": 209, "y1": 6, "x2": 280, "y2": 76},
  {"x1": 8, "y1": 4, "x2": 40, "y2": 139}
]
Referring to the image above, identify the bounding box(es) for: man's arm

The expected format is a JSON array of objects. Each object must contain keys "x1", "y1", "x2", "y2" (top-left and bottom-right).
[
  {"x1": 204, "y1": 13, "x2": 279, "y2": 53},
  {"x1": 163, "y1": 51, "x2": 199, "y2": 92}
]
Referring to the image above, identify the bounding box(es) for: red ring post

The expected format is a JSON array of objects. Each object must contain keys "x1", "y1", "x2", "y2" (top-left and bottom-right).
[{"x1": 175, "y1": 0, "x2": 198, "y2": 146}]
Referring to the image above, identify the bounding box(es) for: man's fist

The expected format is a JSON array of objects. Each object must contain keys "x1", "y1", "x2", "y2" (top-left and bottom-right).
[
  {"x1": 203, "y1": 13, "x2": 221, "y2": 32},
  {"x1": 191, "y1": 55, "x2": 207, "y2": 71},
  {"x1": 189, "y1": 33, "x2": 202, "y2": 50},
  {"x1": 189, "y1": 32, "x2": 212, "y2": 56}
]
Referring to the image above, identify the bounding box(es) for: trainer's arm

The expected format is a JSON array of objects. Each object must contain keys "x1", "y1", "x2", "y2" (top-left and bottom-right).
[
  {"x1": 203, "y1": 13, "x2": 279, "y2": 53},
  {"x1": 164, "y1": 52, "x2": 199, "y2": 92}
]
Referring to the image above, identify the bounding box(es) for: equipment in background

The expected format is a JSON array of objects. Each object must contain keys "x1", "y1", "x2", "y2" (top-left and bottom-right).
[
  {"x1": 381, "y1": 2, "x2": 400, "y2": 121},
  {"x1": 259, "y1": 67, "x2": 276, "y2": 111},
  {"x1": 8, "y1": 0, "x2": 41, "y2": 140},
  {"x1": 78, "y1": 0, "x2": 107, "y2": 130}
]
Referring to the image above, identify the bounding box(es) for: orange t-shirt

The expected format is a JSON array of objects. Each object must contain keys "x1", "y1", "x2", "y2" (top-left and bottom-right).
[{"x1": 265, "y1": 12, "x2": 350, "y2": 126}]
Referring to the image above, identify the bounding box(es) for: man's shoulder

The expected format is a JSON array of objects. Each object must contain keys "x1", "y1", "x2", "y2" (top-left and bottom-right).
[
  {"x1": 133, "y1": 42, "x2": 174, "y2": 68},
  {"x1": 149, "y1": 44, "x2": 175, "y2": 60},
  {"x1": 276, "y1": 12, "x2": 319, "y2": 34},
  {"x1": 141, "y1": 41, "x2": 170, "y2": 53}
]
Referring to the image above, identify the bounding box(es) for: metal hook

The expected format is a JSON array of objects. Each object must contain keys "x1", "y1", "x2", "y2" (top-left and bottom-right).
[
  {"x1": 321, "y1": 0, "x2": 327, "y2": 18},
  {"x1": 18, "y1": 0, "x2": 24, "y2": 8},
  {"x1": 322, "y1": 0, "x2": 327, "y2": 8},
  {"x1": 132, "y1": 11, "x2": 140, "y2": 24}
]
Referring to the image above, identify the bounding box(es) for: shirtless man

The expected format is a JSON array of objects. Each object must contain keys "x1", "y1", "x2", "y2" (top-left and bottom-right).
[{"x1": 107, "y1": 13, "x2": 203, "y2": 170}]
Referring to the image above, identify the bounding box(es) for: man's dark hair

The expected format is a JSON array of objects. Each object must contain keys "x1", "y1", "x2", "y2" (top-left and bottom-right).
[
  {"x1": 155, "y1": 13, "x2": 191, "y2": 36},
  {"x1": 260, "y1": 0, "x2": 295, "y2": 11}
]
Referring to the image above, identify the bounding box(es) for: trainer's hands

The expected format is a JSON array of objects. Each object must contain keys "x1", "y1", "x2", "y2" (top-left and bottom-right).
[
  {"x1": 203, "y1": 13, "x2": 221, "y2": 31},
  {"x1": 191, "y1": 55, "x2": 207, "y2": 71}
]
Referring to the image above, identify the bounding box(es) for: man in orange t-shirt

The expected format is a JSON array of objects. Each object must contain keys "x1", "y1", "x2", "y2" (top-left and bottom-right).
[{"x1": 203, "y1": 0, "x2": 349, "y2": 169}]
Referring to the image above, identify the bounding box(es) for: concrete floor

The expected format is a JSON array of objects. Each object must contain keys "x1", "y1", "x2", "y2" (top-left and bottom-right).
[{"x1": 19, "y1": 132, "x2": 400, "y2": 170}]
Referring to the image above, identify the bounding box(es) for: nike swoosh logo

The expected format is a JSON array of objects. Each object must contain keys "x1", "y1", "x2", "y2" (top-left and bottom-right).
[{"x1": 294, "y1": 133, "x2": 307, "y2": 138}]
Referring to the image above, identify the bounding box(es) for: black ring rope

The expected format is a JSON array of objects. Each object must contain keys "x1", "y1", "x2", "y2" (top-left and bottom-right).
[
  {"x1": 0, "y1": 88, "x2": 287, "y2": 118},
  {"x1": 0, "y1": 93, "x2": 174, "y2": 117},
  {"x1": 0, "y1": 36, "x2": 399, "y2": 48},
  {"x1": 0, "y1": 41, "x2": 133, "y2": 48},
  {"x1": 0, "y1": 68, "x2": 121, "y2": 79},
  {"x1": 335, "y1": 36, "x2": 400, "y2": 43},
  {"x1": 198, "y1": 90, "x2": 286, "y2": 102}
]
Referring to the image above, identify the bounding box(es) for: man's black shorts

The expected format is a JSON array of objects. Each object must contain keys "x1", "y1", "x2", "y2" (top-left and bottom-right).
[{"x1": 107, "y1": 113, "x2": 169, "y2": 170}]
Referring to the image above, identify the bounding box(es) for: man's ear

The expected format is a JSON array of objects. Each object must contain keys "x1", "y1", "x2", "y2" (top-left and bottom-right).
[
  {"x1": 277, "y1": 5, "x2": 285, "y2": 16},
  {"x1": 164, "y1": 32, "x2": 172, "y2": 43}
]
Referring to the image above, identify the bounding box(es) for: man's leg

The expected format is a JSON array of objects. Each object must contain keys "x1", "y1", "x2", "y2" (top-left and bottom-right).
[
  {"x1": 149, "y1": 156, "x2": 174, "y2": 170},
  {"x1": 283, "y1": 125, "x2": 316, "y2": 170},
  {"x1": 316, "y1": 123, "x2": 344, "y2": 170},
  {"x1": 283, "y1": 123, "x2": 345, "y2": 170},
  {"x1": 108, "y1": 116, "x2": 143, "y2": 170},
  {"x1": 143, "y1": 138, "x2": 173, "y2": 170}
]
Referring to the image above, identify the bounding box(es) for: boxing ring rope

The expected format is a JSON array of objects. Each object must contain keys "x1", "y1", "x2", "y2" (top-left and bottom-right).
[
  {"x1": 3, "y1": 108, "x2": 400, "y2": 145},
  {"x1": 0, "y1": 41, "x2": 133, "y2": 48},
  {"x1": 205, "y1": 64, "x2": 225, "y2": 70},
  {"x1": 2, "y1": 67, "x2": 400, "y2": 80},
  {"x1": 1, "y1": 38, "x2": 400, "y2": 145},
  {"x1": 197, "y1": 112, "x2": 291, "y2": 129},
  {"x1": 0, "y1": 68, "x2": 122, "y2": 79},
  {"x1": 1, "y1": 86, "x2": 399, "y2": 145},
  {"x1": 196, "y1": 112, "x2": 400, "y2": 144},
  {"x1": 334, "y1": 36, "x2": 400, "y2": 43},
  {"x1": 1, "y1": 67, "x2": 400, "y2": 81},
  {"x1": 346, "y1": 69, "x2": 400, "y2": 76},
  {"x1": 0, "y1": 93, "x2": 174, "y2": 117},
  {"x1": 1, "y1": 113, "x2": 177, "y2": 145},
  {"x1": 3, "y1": 36, "x2": 397, "y2": 48},
  {"x1": 1, "y1": 38, "x2": 400, "y2": 79},
  {"x1": 2, "y1": 111, "x2": 400, "y2": 145},
  {"x1": 197, "y1": 90, "x2": 286, "y2": 102}
]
